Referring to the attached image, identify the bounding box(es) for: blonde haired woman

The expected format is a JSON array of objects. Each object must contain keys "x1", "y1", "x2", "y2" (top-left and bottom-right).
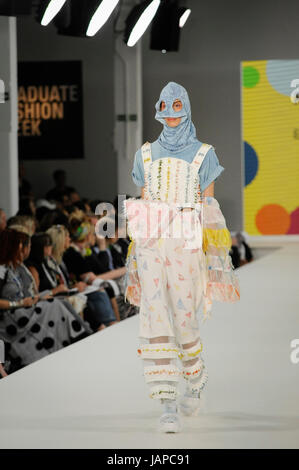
[
  {"x1": 46, "y1": 225, "x2": 89, "y2": 318},
  {"x1": 47, "y1": 224, "x2": 68, "y2": 265}
]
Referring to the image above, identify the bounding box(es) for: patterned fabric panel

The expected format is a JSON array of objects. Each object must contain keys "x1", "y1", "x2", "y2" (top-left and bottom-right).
[{"x1": 146, "y1": 157, "x2": 200, "y2": 205}]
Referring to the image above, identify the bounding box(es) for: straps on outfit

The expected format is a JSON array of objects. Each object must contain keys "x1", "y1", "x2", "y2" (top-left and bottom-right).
[
  {"x1": 190, "y1": 143, "x2": 214, "y2": 173},
  {"x1": 141, "y1": 142, "x2": 152, "y2": 200},
  {"x1": 141, "y1": 141, "x2": 214, "y2": 180}
]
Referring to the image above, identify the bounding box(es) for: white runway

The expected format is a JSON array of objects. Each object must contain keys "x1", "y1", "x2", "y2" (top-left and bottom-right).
[{"x1": 0, "y1": 244, "x2": 299, "y2": 449}]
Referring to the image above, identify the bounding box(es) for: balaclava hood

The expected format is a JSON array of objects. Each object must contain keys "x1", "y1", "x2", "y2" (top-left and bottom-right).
[{"x1": 155, "y1": 81, "x2": 198, "y2": 152}]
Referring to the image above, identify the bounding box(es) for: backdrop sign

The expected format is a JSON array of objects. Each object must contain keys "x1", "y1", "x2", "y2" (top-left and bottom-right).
[
  {"x1": 18, "y1": 61, "x2": 84, "y2": 160},
  {"x1": 242, "y1": 60, "x2": 299, "y2": 235}
]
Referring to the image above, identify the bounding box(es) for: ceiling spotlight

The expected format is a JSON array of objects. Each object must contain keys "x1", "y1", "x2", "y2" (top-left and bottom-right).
[
  {"x1": 0, "y1": 0, "x2": 32, "y2": 16},
  {"x1": 179, "y1": 7, "x2": 191, "y2": 28},
  {"x1": 150, "y1": 0, "x2": 181, "y2": 52},
  {"x1": 54, "y1": 0, "x2": 99, "y2": 37},
  {"x1": 86, "y1": 0, "x2": 120, "y2": 37},
  {"x1": 39, "y1": 0, "x2": 68, "y2": 26},
  {"x1": 124, "y1": 0, "x2": 161, "y2": 48}
]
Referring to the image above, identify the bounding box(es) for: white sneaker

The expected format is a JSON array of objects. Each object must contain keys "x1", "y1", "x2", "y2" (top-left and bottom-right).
[
  {"x1": 158, "y1": 412, "x2": 181, "y2": 433},
  {"x1": 179, "y1": 394, "x2": 202, "y2": 416},
  {"x1": 179, "y1": 369, "x2": 208, "y2": 416},
  {"x1": 158, "y1": 398, "x2": 181, "y2": 433}
]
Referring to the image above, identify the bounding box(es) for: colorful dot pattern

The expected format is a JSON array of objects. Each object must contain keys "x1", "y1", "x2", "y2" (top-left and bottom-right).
[{"x1": 242, "y1": 60, "x2": 299, "y2": 235}]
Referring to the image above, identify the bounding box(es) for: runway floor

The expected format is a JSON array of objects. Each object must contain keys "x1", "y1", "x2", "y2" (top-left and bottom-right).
[{"x1": 0, "y1": 244, "x2": 298, "y2": 449}]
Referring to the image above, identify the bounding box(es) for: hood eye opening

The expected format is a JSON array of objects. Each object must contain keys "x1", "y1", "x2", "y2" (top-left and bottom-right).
[
  {"x1": 172, "y1": 99, "x2": 183, "y2": 111},
  {"x1": 159, "y1": 100, "x2": 166, "y2": 111}
]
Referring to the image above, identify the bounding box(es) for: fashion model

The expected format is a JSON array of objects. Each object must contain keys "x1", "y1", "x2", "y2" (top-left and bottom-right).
[{"x1": 123, "y1": 82, "x2": 240, "y2": 433}]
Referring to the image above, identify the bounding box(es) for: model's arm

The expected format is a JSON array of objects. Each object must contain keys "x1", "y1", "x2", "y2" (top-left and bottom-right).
[
  {"x1": 0, "y1": 363, "x2": 7, "y2": 378},
  {"x1": 202, "y1": 181, "x2": 214, "y2": 197},
  {"x1": 96, "y1": 267, "x2": 126, "y2": 280}
]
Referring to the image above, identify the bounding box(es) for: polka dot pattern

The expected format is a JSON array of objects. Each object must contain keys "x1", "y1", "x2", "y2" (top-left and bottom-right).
[
  {"x1": 42, "y1": 337, "x2": 55, "y2": 349},
  {"x1": 244, "y1": 141, "x2": 259, "y2": 186},
  {"x1": 256, "y1": 204, "x2": 291, "y2": 234},
  {"x1": 31, "y1": 323, "x2": 41, "y2": 333},
  {"x1": 243, "y1": 66, "x2": 260, "y2": 88},
  {"x1": 243, "y1": 60, "x2": 299, "y2": 236},
  {"x1": 287, "y1": 207, "x2": 299, "y2": 234},
  {"x1": 18, "y1": 317, "x2": 29, "y2": 327},
  {"x1": 6, "y1": 325, "x2": 17, "y2": 336},
  {"x1": 71, "y1": 320, "x2": 82, "y2": 332}
]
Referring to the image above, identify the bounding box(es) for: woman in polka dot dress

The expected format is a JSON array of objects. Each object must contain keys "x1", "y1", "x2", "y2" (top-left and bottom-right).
[{"x1": 0, "y1": 228, "x2": 91, "y2": 371}]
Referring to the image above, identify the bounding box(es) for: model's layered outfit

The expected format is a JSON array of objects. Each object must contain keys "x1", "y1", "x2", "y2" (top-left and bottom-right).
[{"x1": 123, "y1": 82, "x2": 240, "y2": 405}]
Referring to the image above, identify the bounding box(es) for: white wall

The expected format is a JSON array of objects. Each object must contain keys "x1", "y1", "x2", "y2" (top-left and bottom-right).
[{"x1": 0, "y1": 17, "x2": 18, "y2": 217}]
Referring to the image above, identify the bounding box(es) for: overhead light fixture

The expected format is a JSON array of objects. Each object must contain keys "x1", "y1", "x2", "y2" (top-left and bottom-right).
[
  {"x1": 39, "y1": 0, "x2": 68, "y2": 26},
  {"x1": 150, "y1": 1, "x2": 191, "y2": 52},
  {"x1": 150, "y1": 0, "x2": 179, "y2": 52},
  {"x1": 0, "y1": 0, "x2": 32, "y2": 16},
  {"x1": 179, "y1": 7, "x2": 191, "y2": 28},
  {"x1": 54, "y1": 0, "x2": 98, "y2": 37},
  {"x1": 86, "y1": 0, "x2": 120, "y2": 36},
  {"x1": 53, "y1": 0, "x2": 118, "y2": 38},
  {"x1": 124, "y1": 0, "x2": 161, "y2": 48}
]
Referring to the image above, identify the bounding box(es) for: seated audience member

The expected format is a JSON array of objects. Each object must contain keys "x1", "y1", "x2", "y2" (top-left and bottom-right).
[
  {"x1": 35, "y1": 199, "x2": 56, "y2": 225},
  {"x1": 46, "y1": 225, "x2": 86, "y2": 292},
  {"x1": 89, "y1": 199, "x2": 112, "y2": 218},
  {"x1": 237, "y1": 231, "x2": 253, "y2": 265},
  {"x1": 55, "y1": 190, "x2": 73, "y2": 211},
  {"x1": 18, "y1": 162, "x2": 33, "y2": 198},
  {"x1": 69, "y1": 190, "x2": 81, "y2": 204},
  {"x1": 89, "y1": 199, "x2": 102, "y2": 214},
  {"x1": 94, "y1": 216, "x2": 128, "y2": 269},
  {"x1": 94, "y1": 216, "x2": 138, "y2": 320},
  {"x1": 46, "y1": 169, "x2": 74, "y2": 202},
  {"x1": 112, "y1": 194, "x2": 132, "y2": 258},
  {"x1": 25, "y1": 233, "x2": 69, "y2": 295},
  {"x1": 7, "y1": 215, "x2": 36, "y2": 236},
  {"x1": 230, "y1": 236, "x2": 241, "y2": 269},
  {"x1": 17, "y1": 196, "x2": 36, "y2": 217},
  {"x1": 0, "y1": 209, "x2": 6, "y2": 232},
  {"x1": 63, "y1": 217, "x2": 122, "y2": 325},
  {"x1": 230, "y1": 231, "x2": 253, "y2": 269},
  {"x1": 0, "y1": 228, "x2": 91, "y2": 372},
  {"x1": 38, "y1": 210, "x2": 69, "y2": 232},
  {"x1": 74, "y1": 200, "x2": 92, "y2": 214},
  {"x1": 64, "y1": 215, "x2": 126, "y2": 282},
  {"x1": 46, "y1": 225, "x2": 105, "y2": 327},
  {"x1": 89, "y1": 200, "x2": 130, "y2": 262},
  {"x1": 23, "y1": 232, "x2": 92, "y2": 332}
]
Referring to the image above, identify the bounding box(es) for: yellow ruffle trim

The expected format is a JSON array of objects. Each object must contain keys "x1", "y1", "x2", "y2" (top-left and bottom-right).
[
  {"x1": 203, "y1": 228, "x2": 232, "y2": 253},
  {"x1": 127, "y1": 229, "x2": 231, "y2": 257},
  {"x1": 126, "y1": 236, "x2": 135, "y2": 260}
]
